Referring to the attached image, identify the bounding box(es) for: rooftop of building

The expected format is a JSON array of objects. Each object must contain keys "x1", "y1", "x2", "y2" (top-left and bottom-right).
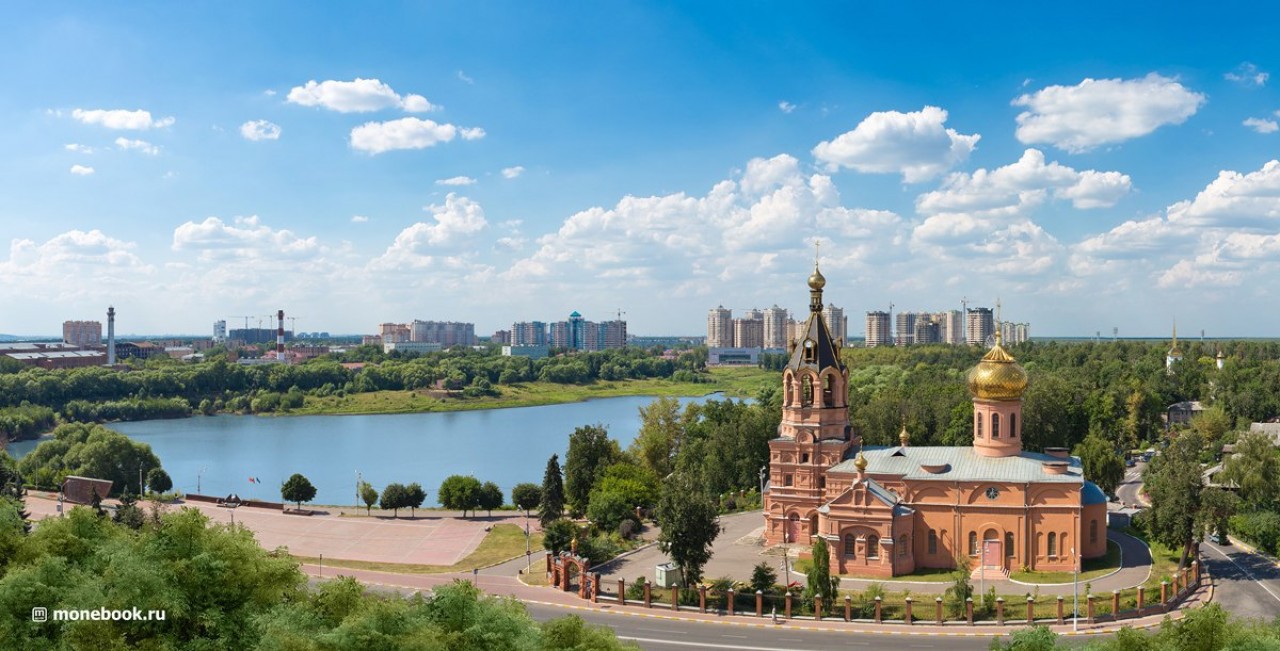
[{"x1": 828, "y1": 445, "x2": 1087, "y2": 484}]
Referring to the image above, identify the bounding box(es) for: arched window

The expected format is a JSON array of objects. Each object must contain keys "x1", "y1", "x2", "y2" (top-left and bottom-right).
[
  {"x1": 1010, "y1": 412, "x2": 1018, "y2": 438},
  {"x1": 968, "y1": 531, "x2": 978, "y2": 556},
  {"x1": 818, "y1": 476, "x2": 826, "y2": 490},
  {"x1": 802, "y1": 375, "x2": 813, "y2": 406},
  {"x1": 1048, "y1": 532, "x2": 1057, "y2": 557},
  {"x1": 784, "y1": 376, "x2": 793, "y2": 406},
  {"x1": 928, "y1": 530, "x2": 938, "y2": 555},
  {"x1": 992, "y1": 413, "x2": 1001, "y2": 439},
  {"x1": 976, "y1": 412, "x2": 984, "y2": 438},
  {"x1": 1090, "y1": 519, "x2": 1098, "y2": 544},
  {"x1": 822, "y1": 374, "x2": 834, "y2": 406},
  {"x1": 898, "y1": 534, "x2": 908, "y2": 556},
  {"x1": 844, "y1": 533, "x2": 856, "y2": 557},
  {"x1": 1005, "y1": 532, "x2": 1015, "y2": 558},
  {"x1": 784, "y1": 474, "x2": 793, "y2": 487},
  {"x1": 867, "y1": 535, "x2": 880, "y2": 559},
  {"x1": 801, "y1": 453, "x2": 809, "y2": 463}
]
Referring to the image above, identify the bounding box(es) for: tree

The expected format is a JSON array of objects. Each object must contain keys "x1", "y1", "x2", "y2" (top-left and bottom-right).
[
  {"x1": 655, "y1": 471, "x2": 719, "y2": 587},
  {"x1": 405, "y1": 482, "x2": 426, "y2": 518},
  {"x1": 543, "y1": 518, "x2": 578, "y2": 554},
  {"x1": 511, "y1": 483, "x2": 542, "y2": 517},
  {"x1": 380, "y1": 482, "x2": 408, "y2": 517},
  {"x1": 1145, "y1": 431, "x2": 1208, "y2": 568},
  {"x1": 18, "y1": 423, "x2": 163, "y2": 497},
  {"x1": 564, "y1": 424, "x2": 621, "y2": 516},
  {"x1": 1074, "y1": 433, "x2": 1125, "y2": 495},
  {"x1": 147, "y1": 467, "x2": 173, "y2": 494},
  {"x1": 805, "y1": 537, "x2": 839, "y2": 612},
  {"x1": 280, "y1": 473, "x2": 316, "y2": 510},
  {"x1": 477, "y1": 481, "x2": 503, "y2": 516},
  {"x1": 594, "y1": 462, "x2": 660, "y2": 511},
  {"x1": 359, "y1": 481, "x2": 378, "y2": 515},
  {"x1": 539, "y1": 454, "x2": 565, "y2": 527},
  {"x1": 1219, "y1": 431, "x2": 1280, "y2": 510},
  {"x1": 586, "y1": 489, "x2": 635, "y2": 532},
  {"x1": 630, "y1": 396, "x2": 684, "y2": 478},
  {"x1": 438, "y1": 475, "x2": 481, "y2": 517},
  {"x1": 749, "y1": 561, "x2": 777, "y2": 594},
  {"x1": 113, "y1": 491, "x2": 146, "y2": 530}
]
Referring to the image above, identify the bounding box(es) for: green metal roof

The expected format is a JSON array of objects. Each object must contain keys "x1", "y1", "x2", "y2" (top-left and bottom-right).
[{"x1": 828, "y1": 446, "x2": 1085, "y2": 484}]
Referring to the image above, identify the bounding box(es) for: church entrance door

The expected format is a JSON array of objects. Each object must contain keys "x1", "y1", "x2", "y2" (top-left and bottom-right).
[
  {"x1": 787, "y1": 514, "x2": 800, "y2": 544},
  {"x1": 982, "y1": 539, "x2": 1002, "y2": 568}
]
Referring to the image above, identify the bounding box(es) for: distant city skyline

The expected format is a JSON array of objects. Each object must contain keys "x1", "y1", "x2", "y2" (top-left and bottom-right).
[{"x1": 2, "y1": 5, "x2": 1279, "y2": 336}]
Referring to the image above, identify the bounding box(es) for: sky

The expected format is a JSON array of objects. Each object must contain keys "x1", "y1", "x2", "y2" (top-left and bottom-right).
[{"x1": 1, "y1": 3, "x2": 1279, "y2": 338}]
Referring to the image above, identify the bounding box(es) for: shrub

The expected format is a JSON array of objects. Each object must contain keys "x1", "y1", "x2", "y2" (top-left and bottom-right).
[{"x1": 543, "y1": 519, "x2": 579, "y2": 554}]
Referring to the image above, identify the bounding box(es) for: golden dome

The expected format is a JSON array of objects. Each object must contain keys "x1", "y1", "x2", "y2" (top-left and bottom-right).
[
  {"x1": 808, "y1": 266, "x2": 826, "y2": 290},
  {"x1": 854, "y1": 451, "x2": 868, "y2": 472},
  {"x1": 966, "y1": 342, "x2": 1028, "y2": 401},
  {"x1": 899, "y1": 424, "x2": 910, "y2": 446}
]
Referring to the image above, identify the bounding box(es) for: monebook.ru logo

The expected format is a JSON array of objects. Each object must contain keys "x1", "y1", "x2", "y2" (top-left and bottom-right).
[{"x1": 32, "y1": 607, "x2": 166, "y2": 622}]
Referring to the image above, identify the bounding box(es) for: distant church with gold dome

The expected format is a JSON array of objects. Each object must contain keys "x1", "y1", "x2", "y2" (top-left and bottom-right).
[{"x1": 763, "y1": 264, "x2": 1109, "y2": 576}]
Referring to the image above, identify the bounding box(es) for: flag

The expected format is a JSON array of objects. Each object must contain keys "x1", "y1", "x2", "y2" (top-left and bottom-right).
[{"x1": 248, "y1": 477, "x2": 256, "y2": 484}]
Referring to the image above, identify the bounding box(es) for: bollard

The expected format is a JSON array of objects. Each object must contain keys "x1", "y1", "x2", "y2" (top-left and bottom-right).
[
  {"x1": 815, "y1": 595, "x2": 823, "y2": 621},
  {"x1": 996, "y1": 597, "x2": 1005, "y2": 625},
  {"x1": 785, "y1": 592, "x2": 793, "y2": 619},
  {"x1": 1137, "y1": 586, "x2": 1144, "y2": 613},
  {"x1": 592, "y1": 574, "x2": 601, "y2": 603},
  {"x1": 1160, "y1": 581, "x2": 1169, "y2": 608},
  {"x1": 699, "y1": 585, "x2": 707, "y2": 614},
  {"x1": 845, "y1": 595, "x2": 852, "y2": 622},
  {"x1": 1027, "y1": 596, "x2": 1034, "y2": 624},
  {"x1": 935, "y1": 596, "x2": 944, "y2": 625},
  {"x1": 671, "y1": 586, "x2": 678, "y2": 611},
  {"x1": 1112, "y1": 590, "x2": 1120, "y2": 621},
  {"x1": 966, "y1": 597, "x2": 974, "y2": 625},
  {"x1": 618, "y1": 579, "x2": 626, "y2": 607},
  {"x1": 1193, "y1": 560, "x2": 1201, "y2": 587},
  {"x1": 728, "y1": 589, "x2": 735, "y2": 616},
  {"x1": 1173, "y1": 571, "x2": 1181, "y2": 595},
  {"x1": 1184, "y1": 567, "x2": 1193, "y2": 593},
  {"x1": 1087, "y1": 594, "x2": 1095, "y2": 625},
  {"x1": 1056, "y1": 596, "x2": 1064, "y2": 625},
  {"x1": 875, "y1": 596, "x2": 882, "y2": 624},
  {"x1": 905, "y1": 596, "x2": 913, "y2": 625},
  {"x1": 644, "y1": 581, "x2": 652, "y2": 608},
  {"x1": 756, "y1": 590, "x2": 762, "y2": 617}
]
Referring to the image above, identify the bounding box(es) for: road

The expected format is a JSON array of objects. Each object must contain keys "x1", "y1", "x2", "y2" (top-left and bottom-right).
[{"x1": 1200, "y1": 539, "x2": 1280, "y2": 621}]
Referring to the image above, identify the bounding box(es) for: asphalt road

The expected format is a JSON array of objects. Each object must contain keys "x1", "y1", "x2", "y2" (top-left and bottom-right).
[{"x1": 1200, "y1": 539, "x2": 1280, "y2": 621}]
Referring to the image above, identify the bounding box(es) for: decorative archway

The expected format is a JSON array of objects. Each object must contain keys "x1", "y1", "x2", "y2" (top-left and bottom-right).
[{"x1": 547, "y1": 552, "x2": 593, "y2": 597}]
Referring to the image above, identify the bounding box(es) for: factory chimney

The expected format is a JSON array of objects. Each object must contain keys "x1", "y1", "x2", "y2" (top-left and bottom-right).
[
  {"x1": 107, "y1": 306, "x2": 116, "y2": 365},
  {"x1": 277, "y1": 309, "x2": 285, "y2": 359}
]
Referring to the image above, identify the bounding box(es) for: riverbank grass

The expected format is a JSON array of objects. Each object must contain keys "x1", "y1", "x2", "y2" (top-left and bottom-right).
[{"x1": 292, "y1": 523, "x2": 544, "y2": 574}]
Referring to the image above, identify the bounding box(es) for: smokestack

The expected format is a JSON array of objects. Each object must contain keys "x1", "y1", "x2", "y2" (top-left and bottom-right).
[
  {"x1": 107, "y1": 306, "x2": 116, "y2": 365},
  {"x1": 277, "y1": 309, "x2": 285, "y2": 359}
]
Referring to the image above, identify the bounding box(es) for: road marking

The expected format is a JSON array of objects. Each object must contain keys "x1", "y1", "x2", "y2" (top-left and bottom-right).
[
  {"x1": 620, "y1": 637, "x2": 820, "y2": 650},
  {"x1": 1204, "y1": 544, "x2": 1280, "y2": 605}
]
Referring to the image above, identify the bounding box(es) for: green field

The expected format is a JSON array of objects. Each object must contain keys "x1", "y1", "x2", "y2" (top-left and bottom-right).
[{"x1": 292, "y1": 367, "x2": 777, "y2": 416}]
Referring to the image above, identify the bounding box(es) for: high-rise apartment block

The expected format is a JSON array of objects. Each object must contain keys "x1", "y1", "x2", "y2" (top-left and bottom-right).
[
  {"x1": 512, "y1": 321, "x2": 548, "y2": 346},
  {"x1": 1001, "y1": 321, "x2": 1030, "y2": 345},
  {"x1": 762, "y1": 305, "x2": 789, "y2": 349},
  {"x1": 410, "y1": 320, "x2": 476, "y2": 347},
  {"x1": 62, "y1": 320, "x2": 102, "y2": 348},
  {"x1": 823, "y1": 305, "x2": 847, "y2": 344},
  {"x1": 865, "y1": 311, "x2": 891, "y2": 347},
  {"x1": 943, "y1": 310, "x2": 964, "y2": 344},
  {"x1": 706, "y1": 306, "x2": 734, "y2": 348},
  {"x1": 966, "y1": 308, "x2": 995, "y2": 346},
  {"x1": 732, "y1": 315, "x2": 764, "y2": 349},
  {"x1": 543, "y1": 312, "x2": 628, "y2": 351},
  {"x1": 894, "y1": 312, "x2": 917, "y2": 346},
  {"x1": 213, "y1": 320, "x2": 227, "y2": 342}
]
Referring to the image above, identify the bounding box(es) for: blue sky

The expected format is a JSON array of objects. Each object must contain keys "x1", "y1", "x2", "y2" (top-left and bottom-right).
[{"x1": 2, "y1": 3, "x2": 1278, "y2": 337}]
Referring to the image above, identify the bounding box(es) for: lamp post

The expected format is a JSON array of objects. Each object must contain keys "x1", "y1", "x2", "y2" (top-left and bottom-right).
[
  {"x1": 139, "y1": 463, "x2": 144, "y2": 497},
  {"x1": 1072, "y1": 546, "x2": 1079, "y2": 632},
  {"x1": 525, "y1": 514, "x2": 532, "y2": 573},
  {"x1": 355, "y1": 470, "x2": 361, "y2": 513},
  {"x1": 197, "y1": 466, "x2": 205, "y2": 495},
  {"x1": 758, "y1": 465, "x2": 768, "y2": 500},
  {"x1": 782, "y1": 525, "x2": 791, "y2": 589}
]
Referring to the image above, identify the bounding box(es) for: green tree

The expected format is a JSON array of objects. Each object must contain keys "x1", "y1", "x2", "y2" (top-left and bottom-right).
[
  {"x1": 1189, "y1": 404, "x2": 1234, "y2": 444},
  {"x1": 543, "y1": 518, "x2": 579, "y2": 554},
  {"x1": 477, "y1": 481, "x2": 503, "y2": 516},
  {"x1": 749, "y1": 561, "x2": 777, "y2": 594},
  {"x1": 405, "y1": 482, "x2": 426, "y2": 518},
  {"x1": 630, "y1": 396, "x2": 684, "y2": 478},
  {"x1": 511, "y1": 483, "x2": 542, "y2": 517},
  {"x1": 18, "y1": 423, "x2": 163, "y2": 497},
  {"x1": 280, "y1": 473, "x2": 317, "y2": 510},
  {"x1": 594, "y1": 462, "x2": 660, "y2": 511},
  {"x1": 805, "y1": 536, "x2": 838, "y2": 612},
  {"x1": 1074, "y1": 433, "x2": 1125, "y2": 494},
  {"x1": 438, "y1": 475, "x2": 481, "y2": 517},
  {"x1": 112, "y1": 491, "x2": 146, "y2": 530},
  {"x1": 564, "y1": 424, "x2": 621, "y2": 516},
  {"x1": 359, "y1": 481, "x2": 378, "y2": 515},
  {"x1": 380, "y1": 482, "x2": 408, "y2": 517},
  {"x1": 586, "y1": 489, "x2": 636, "y2": 532},
  {"x1": 1219, "y1": 431, "x2": 1280, "y2": 510},
  {"x1": 539, "y1": 454, "x2": 565, "y2": 527},
  {"x1": 147, "y1": 467, "x2": 173, "y2": 494},
  {"x1": 655, "y1": 471, "x2": 719, "y2": 587},
  {"x1": 1145, "y1": 431, "x2": 1208, "y2": 568},
  {"x1": 945, "y1": 553, "x2": 974, "y2": 617}
]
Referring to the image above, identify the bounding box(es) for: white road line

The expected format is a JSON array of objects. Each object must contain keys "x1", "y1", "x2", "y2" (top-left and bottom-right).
[
  {"x1": 1205, "y1": 544, "x2": 1280, "y2": 605},
  {"x1": 619, "y1": 637, "x2": 819, "y2": 650}
]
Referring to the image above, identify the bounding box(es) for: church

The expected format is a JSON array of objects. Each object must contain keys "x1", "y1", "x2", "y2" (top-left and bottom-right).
[{"x1": 763, "y1": 265, "x2": 1108, "y2": 576}]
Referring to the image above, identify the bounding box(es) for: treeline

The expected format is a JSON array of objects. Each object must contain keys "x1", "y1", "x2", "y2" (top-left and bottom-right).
[
  {"x1": 17, "y1": 423, "x2": 165, "y2": 496},
  {"x1": 0, "y1": 405, "x2": 55, "y2": 441}
]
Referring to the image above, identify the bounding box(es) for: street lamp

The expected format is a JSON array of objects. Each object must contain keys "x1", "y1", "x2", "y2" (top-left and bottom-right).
[
  {"x1": 1072, "y1": 546, "x2": 1079, "y2": 632},
  {"x1": 758, "y1": 465, "x2": 768, "y2": 501},
  {"x1": 356, "y1": 470, "x2": 361, "y2": 513},
  {"x1": 782, "y1": 525, "x2": 791, "y2": 589}
]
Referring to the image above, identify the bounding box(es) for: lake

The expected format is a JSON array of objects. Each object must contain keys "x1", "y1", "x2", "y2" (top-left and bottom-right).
[{"x1": 8, "y1": 395, "x2": 725, "y2": 506}]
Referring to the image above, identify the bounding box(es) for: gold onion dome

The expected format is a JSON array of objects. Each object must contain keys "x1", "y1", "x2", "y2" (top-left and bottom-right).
[
  {"x1": 899, "y1": 424, "x2": 910, "y2": 446},
  {"x1": 966, "y1": 341, "x2": 1028, "y2": 401},
  {"x1": 854, "y1": 451, "x2": 868, "y2": 472},
  {"x1": 808, "y1": 266, "x2": 826, "y2": 290}
]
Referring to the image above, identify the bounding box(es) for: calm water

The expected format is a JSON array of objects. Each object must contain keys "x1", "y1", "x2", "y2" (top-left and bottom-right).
[{"x1": 9, "y1": 395, "x2": 722, "y2": 506}]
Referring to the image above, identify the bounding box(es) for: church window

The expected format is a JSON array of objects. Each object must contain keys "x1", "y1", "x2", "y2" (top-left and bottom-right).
[
  {"x1": 928, "y1": 530, "x2": 938, "y2": 555},
  {"x1": 992, "y1": 413, "x2": 1001, "y2": 439},
  {"x1": 783, "y1": 474, "x2": 793, "y2": 487},
  {"x1": 822, "y1": 374, "x2": 834, "y2": 406},
  {"x1": 784, "y1": 379, "x2": 792, "y2": 407},
  {"x1": 844, "y1": 534, "x2": 856, "y2": 557},
  {"x1": 803, "y1": 339, "x2": 816, "y2": 363},
  {"x1": 1005, "y1": 532, "x2": 1015, "y2": 557},
  {"x1": 1048, "y1": 532, "x2": 1057, "y2": 557},
  {"x1": 898, "y1": 534, "x2": 908, "y2": 556},
  {"x1": 818, "y1": 476, "x2": 826, "y2": 489},
  {"x1": 976, "y1": 413, "x2": 984, "y2": 438},
  {"x1": 867, "y1": 535, "x2": 880, "y2": 559},
  {"x1": 801, "y1": 453, "x2": 809, "y2": 463},
  {"x1": 968, "y1": 531, "x2": 978, "y2": 556},
  {"x1": 802, "y1": 375, "x2": 813, "y2": 406},
  {"x1": 1011, "y1": 412, "x2": 1018, "y2": 438},
  {"x1": 1090, "y1": 520, "x2": 1098, "y2": 544}
]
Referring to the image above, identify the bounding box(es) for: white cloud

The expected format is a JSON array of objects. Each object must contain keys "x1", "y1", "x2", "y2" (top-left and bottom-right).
[
  {"x1": 349, "y1": 117, "x2": 483, "y2": 154},
  {"x1": 69, "y1": 165, "x2": 95, "y2": 176},
  {"x1": 71, "y1": 108, "x2": 175, "y2": 130},
  {"x1": 370, "y1": 194, "x2": 489, "y2": 270},
  {"x1": 1012, "y1": 74, "x2": 1205, "y2": 152},
  {"x1": 812, "y1": 106, "x2": 979, "y2": 182},
  {"x1": 286, "y1": 78, "x2": 435, "y2": 113},
  {"x1": 460, "y1": 127, "x2": 485, "y2": 140},
  {"x1": 436, "y1": 176, "x2": 477, "y2": 186},
  {"x1": 1226, "y1": 63, "x2": 1269, "y2": 87},
  {"x1": 1166, "y1": 160, "x2": 1280, "y2": 229},
  {"x1": 778, "y1": 101, "x2": 796, "y2": 114},
  {"x1": 457, "y1": 70, "x2": 475, "y2": 85},
  {"x1": 916, "y1": 149, "x2": 1131, "y2": 217},
  {"x1": 115, "y1": 137, "x2": 159, "y2": 155},
  {"x1": 351, "y1": 215, "x2": 369, "y2": 223},
  {"x1": 502, "y1": 166, "x2": 525, "y2": 179},
  {"x1": 1244, "y1": 117, "x2": 1279, "y2": 134},
  {"x1": 64, "y1": 143, "x2": 93, "y2": 154},
  {"x1": 240, "y1": 120, "x2": 282, "y2": 141},
  {"x1": 172, "y1": 215, "x2": 322, "y2": 261},
  {"x1": 0, "y1": 229, "x2": 151, "y2": 281}
]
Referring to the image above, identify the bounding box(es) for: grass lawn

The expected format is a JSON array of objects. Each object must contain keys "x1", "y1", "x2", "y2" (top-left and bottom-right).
[
  {"x1": 793, "y1": 558, "x2": 956, "y2": 582},
  {"x1": 292, "y1": 368, "x2": 777, "y2": 416},
  {"x1": 1009, "y1": 539, "x2": 1122, "y2": 584},
  {"x1": 1121, "y1": 527, "x2": 1183, "y2": 591},
  {"x1": 292, "y1": 523, "x2": 543, "y2": 574}
]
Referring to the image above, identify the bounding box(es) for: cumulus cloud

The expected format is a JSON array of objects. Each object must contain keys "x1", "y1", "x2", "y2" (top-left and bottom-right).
[
  {"x1": 69, "y1": 165, "x2": 95, "y2": 176},
  {"x1": 457, "y1": 70, "x2": 474, "y2": 85},
  {"x1": 351, "y1": 215, "x2": 369, "y2": 223},
  {"x1": 1013, "y1": 74, "x2": 1205, "y2": 152},
  {"x1": 436, "y1": 176, "x2": 476, "y2": 186},
  {"x1": 349, "y1": 117, "x2": 483, "y2": 154},
  {"x1": 115, "y1": 137, "x2": 159, "y2": 155},
  {"x1": 286, "y1": 78, "x2": 435, "y2": 113},
  {"x1": 501, "y1": 166, "x2": 525, "y2": 179},
  {"x1": 916, "y1": 149, "x2": 1131, "y2": 218},
  {"x1": 240, "y1": 120, "x2": 282, "y2": 141},
  {"x1": 1164, "y1": 160, "x2": 1280, "y2": 229},
  {"x1": 370, "y1": 194, "x2": 490, "y2": 271},
  {"x1": 812, "y1": 106, "x2": 979, "y2": 182},
  {"x1": 0, "y1": 229, "x2": 151, "y2": 281},
  {"x1": 1244, "y1": 117, "x2": 1279, "y2": 134},
  {"x1": 172, "y1": 215, "x2": 322, "y2": 261},
  {"x1": 778, "y1": 101, "x2": 796, "y2": 114},
  {"x1": 1226, "y1": 63, "x2": 1269, "y2": 87},
  {"x1": 64, "y1": 143, "x2": 93, "y2": 154},
  {"x1": 71, "y1": 108, "x2": 175, "y2": 130}
]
